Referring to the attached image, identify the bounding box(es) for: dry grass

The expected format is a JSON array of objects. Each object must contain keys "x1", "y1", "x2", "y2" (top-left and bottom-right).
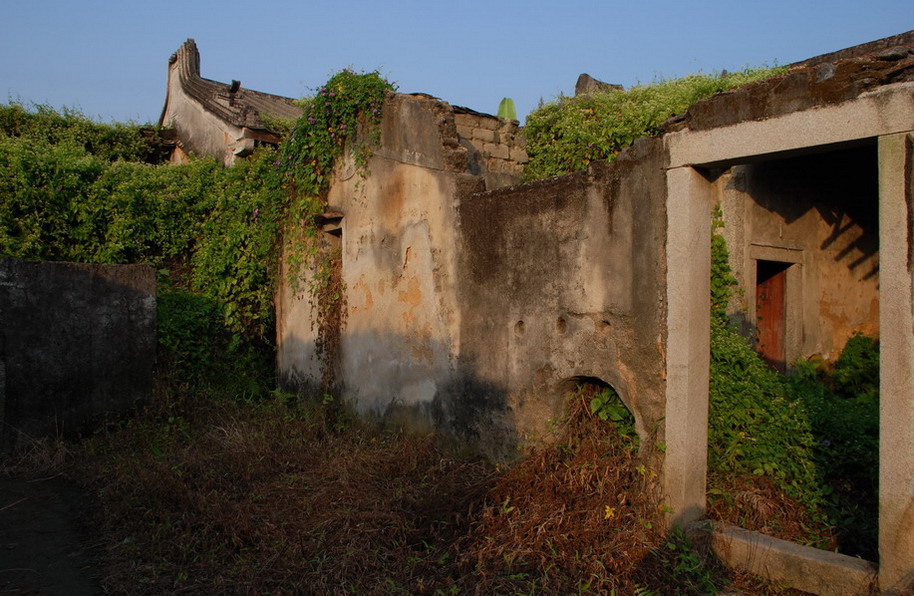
[
  {"x1": 1, "y1": 434, "x2": 72, "y2": 478},
  {"x1": 49, "y1": 387, "x2": 797, "y2": 594},
  {"x1": 706, "y1": 473, "x2": 836, "y2": 551},
  {"x1": 456, "y1": 394, "x2": 669, "y2": 594}
]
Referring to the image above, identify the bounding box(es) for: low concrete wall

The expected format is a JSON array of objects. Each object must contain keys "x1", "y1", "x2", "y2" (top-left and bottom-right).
[
  {"x1": 709, "y1": 523, "x2": 878, "y2": 595},
  {"x1": 0, "y1": 258, "x2": 156, "y2": 445}
]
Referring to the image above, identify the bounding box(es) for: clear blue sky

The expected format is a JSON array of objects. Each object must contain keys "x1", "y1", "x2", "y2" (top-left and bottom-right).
[{"x1": 2, "y1": 1, "x2": 911, "y2": 125}]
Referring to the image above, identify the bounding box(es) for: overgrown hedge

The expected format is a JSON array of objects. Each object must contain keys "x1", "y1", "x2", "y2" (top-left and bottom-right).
[
  {"x1": 523, "y1": 68, "x2": 786, "y2": 180},
  {"x1": 0, "y1": 71, "x2": 392, "y2": 395}
]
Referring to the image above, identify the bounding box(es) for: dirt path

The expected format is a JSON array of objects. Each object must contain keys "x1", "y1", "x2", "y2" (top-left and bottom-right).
[{"x1": 0, "y1": 475, "x2": 103, "y2": 595}]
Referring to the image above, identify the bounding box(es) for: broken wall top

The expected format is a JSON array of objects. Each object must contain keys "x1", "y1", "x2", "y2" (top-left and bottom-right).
[{"x1": 663, "y1": 30, "x2": 914, "y2": 134}]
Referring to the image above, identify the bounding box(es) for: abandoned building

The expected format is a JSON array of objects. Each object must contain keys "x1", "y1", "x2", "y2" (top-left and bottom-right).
[
  {"x1": 162, "y1": 33, "x2": 914, "y2": 594},
  {"x1": 160, "y1": 39, "x2": 304, "y2": 165}
]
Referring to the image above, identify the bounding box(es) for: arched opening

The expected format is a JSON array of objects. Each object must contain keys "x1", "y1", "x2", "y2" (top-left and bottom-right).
[{"x1": 557, "y1": 376, "x2": 640, "y2": 447}]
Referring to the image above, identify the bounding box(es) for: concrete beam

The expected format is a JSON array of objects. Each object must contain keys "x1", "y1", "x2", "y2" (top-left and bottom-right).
[
  {"x1": 666, "y1": 82, "x2": 914, "y2": 168},
  {"x1": 878, "y1": 132, "x2": 914, "y2": 595},
  {"x1": 663, "y1": 166, "x2": 712, "y2": 526}
]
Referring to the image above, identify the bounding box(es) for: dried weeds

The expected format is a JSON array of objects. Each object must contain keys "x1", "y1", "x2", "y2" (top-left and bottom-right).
[{"x1": 64, "y1": 389, "x2": 788, "y2": 594}]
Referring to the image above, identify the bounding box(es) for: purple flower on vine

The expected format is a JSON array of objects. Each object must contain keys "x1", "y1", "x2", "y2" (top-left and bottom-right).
[
  {"x1": 253, "y1": 208, "x2": 260, "y2": 219},
  {"x1": 822, "y1": 439, "x2": 831, "y2": 447},
  {"x1": 308, "y1": 117, "x2": 316, "y2": 125}
]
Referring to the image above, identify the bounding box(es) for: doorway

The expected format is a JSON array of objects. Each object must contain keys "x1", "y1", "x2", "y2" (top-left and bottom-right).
[{"x1": 755, "y1": 260, "x2": 791, "y2": 372}]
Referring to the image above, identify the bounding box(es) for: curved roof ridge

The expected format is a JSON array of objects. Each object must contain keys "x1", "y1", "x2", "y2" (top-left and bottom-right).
[{"x1": 168, "y1": 38, "x2": 302, "y2": 132}]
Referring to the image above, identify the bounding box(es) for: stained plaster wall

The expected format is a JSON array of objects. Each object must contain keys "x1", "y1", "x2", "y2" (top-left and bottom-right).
[
  {"x1": 719, "y1": 144, "x2": 880, "y2": 361},
  {"x1": 456, "y1": 138, "x2": 668, "y2": 449},
  {"x1": 276, "y1": 95, "x2": 665, "y2": 457},
  {"x1": 277, "y1": 93, "x2": 484, "y2": 437}
]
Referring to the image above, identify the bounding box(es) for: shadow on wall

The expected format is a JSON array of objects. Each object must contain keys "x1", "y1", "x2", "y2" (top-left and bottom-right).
[
  {"x1": 0, "y1": 258, "x2": 156, "y2": 448},
  {"x1": 278, "y1": 332, "x2": 521, "y2": 459},
  {"x1": 737, "y1": 144, "x2": 879, "y2": 280},
  {"x1": 278, "y1": 334, "x2": 658, "y2": 461}
]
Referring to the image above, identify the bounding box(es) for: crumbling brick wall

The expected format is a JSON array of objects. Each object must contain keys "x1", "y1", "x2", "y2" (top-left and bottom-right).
[{"x1": 454, "y1": 109, "x2": 528, "y2": 189}]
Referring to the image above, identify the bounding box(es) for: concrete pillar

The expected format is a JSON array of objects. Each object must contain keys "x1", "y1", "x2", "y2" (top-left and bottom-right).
[
  {"x1": 878, "y1": 132, "x2": 914, "y2": 595},
  {"x1": 663, "y1": 166, "x2": 712, "y2": 526}
]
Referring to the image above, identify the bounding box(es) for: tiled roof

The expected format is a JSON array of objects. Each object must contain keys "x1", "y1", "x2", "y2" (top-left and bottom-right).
[{"x1": 163, "y1": 39, "x2": 302, "y2": 132}]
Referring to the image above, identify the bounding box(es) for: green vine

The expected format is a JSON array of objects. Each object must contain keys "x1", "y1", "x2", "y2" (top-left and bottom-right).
[
  {"x1": 0, "y1": 70, "x2": 393, "y2": 395},
  {"x1": 707, "y1": 214, "x2": 829, "y2": 543},
  {"x1": 278, "y1": 69, "x2": 393, "y2": 390}
]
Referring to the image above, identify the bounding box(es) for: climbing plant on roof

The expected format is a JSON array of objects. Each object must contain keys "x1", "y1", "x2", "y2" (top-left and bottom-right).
[
  {"x1": 278, "y1": 69, "x2": 392, "y2": 277},
  {"x1": 0, "y1": 70, "x2": 395, "y2": 395}
]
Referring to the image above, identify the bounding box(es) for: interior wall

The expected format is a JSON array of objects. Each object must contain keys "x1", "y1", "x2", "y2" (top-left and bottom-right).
[{"x1": 719, "y1": 144, "x2": 880, "y2": 361}]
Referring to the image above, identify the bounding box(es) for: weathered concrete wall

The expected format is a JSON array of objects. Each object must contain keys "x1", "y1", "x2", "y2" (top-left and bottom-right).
[
  {"x1": 277, "y1": 96, "x2": 666, "y2": 457},
  {"x1": 277, "y1": 94, "x2": 480, "y2": 431},
  {"x1": 720, "y1": 144, "x2": 880, "y2": 361},
  {"x1": 456, "y1": 138, "x2": 668, "y2": 451},
  {"x1": 0, "y1": 258, "x2": 156, "y2": 444}
]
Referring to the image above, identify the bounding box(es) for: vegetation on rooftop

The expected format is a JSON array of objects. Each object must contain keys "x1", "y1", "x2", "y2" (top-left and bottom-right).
[{"x1": 522, "y1": 67, "x2": 787, "y2": 180}]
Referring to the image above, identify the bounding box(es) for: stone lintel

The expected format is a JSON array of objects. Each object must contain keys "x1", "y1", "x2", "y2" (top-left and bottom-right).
[{"x1": 665, "y1": 81, "x2": 914, "y2": 168}]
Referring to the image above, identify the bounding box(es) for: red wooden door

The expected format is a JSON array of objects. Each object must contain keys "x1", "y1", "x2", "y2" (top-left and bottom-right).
[{"x1": 756, "y1": 261, "x2": 788, "y2": 372}]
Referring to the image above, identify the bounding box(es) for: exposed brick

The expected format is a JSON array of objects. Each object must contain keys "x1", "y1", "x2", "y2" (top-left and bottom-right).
[
  {"x1": 473, "y1": 128, "x2": 496, "y2": 142},
  {"x1": 469, "y1": 139, "x2": 486, "y2": 154},
  {"x1": 509, "y1": 147, "x2": 529, "y2": 163},
  {"x1": 486, "y1": 158, "x2": 509, "y2": 173},
  {"x1": 454, "y1": 113, "x2": 475, "y2": 127},
  {"x1": 456, "y1": 125, "x2": 473, "y2": 139},
  {"x1": 486, "y1": 158, "x2": 524, "y2": 175},
  {"x1": 478, "y1": 116, "x2": 499, "y2": 130},
  {"x1": 484, "y1": 143, "x2": 510, "y2": 159}
]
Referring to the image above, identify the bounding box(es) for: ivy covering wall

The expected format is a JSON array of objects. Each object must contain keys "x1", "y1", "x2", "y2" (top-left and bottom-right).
[{"x1": 0, "y1": 70, "x2": 392, "y2": 394}]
